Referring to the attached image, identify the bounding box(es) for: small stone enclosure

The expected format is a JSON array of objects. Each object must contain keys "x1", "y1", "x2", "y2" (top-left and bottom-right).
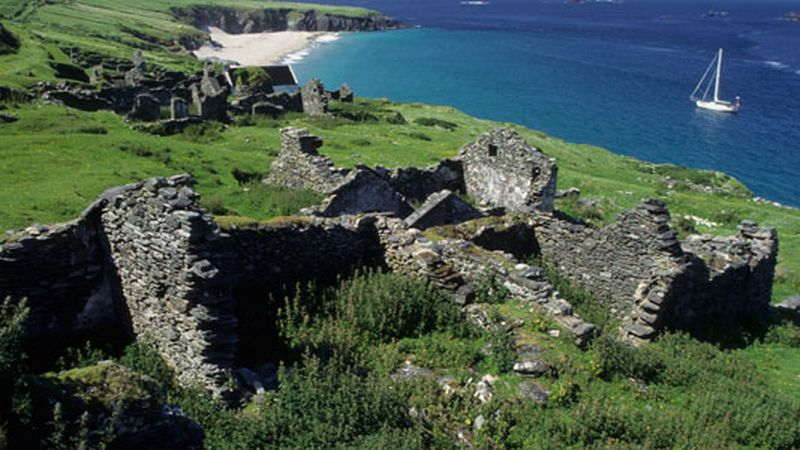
[{"x1": 0, "y1": 127, "x2": 777, "y2": 396}]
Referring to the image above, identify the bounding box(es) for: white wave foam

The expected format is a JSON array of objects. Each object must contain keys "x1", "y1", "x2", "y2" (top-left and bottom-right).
[
  {"x1": 315, "y1": 33, "x2": 341, "y2": 44},
  {"x1": 765, "y1": 60, "x2": 789, "y2": 70},
  {"x1": 280, "y1": 33, "x2": 340, "y2": 65}
]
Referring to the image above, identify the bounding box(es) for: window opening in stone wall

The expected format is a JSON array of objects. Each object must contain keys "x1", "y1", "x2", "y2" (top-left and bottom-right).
[{"x1": 488, "y1": 144, "x2": 498, "y2": 157}]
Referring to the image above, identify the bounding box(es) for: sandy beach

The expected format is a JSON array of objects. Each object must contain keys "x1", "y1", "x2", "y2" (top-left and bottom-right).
[{"x1": 193, "y1": 27, "x2": 333, "y2": 67}]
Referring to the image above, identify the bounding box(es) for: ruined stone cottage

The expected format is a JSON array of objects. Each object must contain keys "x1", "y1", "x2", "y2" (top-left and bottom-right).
[{"x1": 0, "y1": 127, "x2": 777, "y2": 397}]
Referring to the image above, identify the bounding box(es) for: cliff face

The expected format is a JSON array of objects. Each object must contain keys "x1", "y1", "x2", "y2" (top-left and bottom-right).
[{"x1": 171, "y1": 6, "x2": 403, "y2": 35}]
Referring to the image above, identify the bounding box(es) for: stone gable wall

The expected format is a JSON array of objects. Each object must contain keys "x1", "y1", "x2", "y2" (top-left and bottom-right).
[
  {"x1": 98, "y1": 175, "x2": 237, "y2": 392},
  {"x1": 459, "y1": 128, "x2": 557, "y2": 213}
]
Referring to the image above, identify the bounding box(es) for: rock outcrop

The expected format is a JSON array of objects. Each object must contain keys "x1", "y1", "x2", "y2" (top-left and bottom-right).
[{"x1": 172, "y1": 6, "x2": 404, "y2": 34}]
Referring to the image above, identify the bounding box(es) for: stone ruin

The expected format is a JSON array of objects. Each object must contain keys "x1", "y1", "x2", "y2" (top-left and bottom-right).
[
  {"x1": 32, "y1": 51, "x2": 353, "y2": 130},
  {"x1": 459, "y1": 128, "x2": 557, "y2": 213},
  {"x1": 0, "y1": 127, "x2": 778, "y2": 397},
  {"x1": 300, "y1": 78, "x2": 329, "y2": 117}
]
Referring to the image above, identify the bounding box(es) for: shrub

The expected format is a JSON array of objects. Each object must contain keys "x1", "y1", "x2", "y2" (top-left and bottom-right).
[
  {"x1": 672, "y1": 215, "x2": 697, "y2": 237},
  {"x1": 473, "y1": 271, "x2": 510, "y2": 305},
  {"x1": 261, "y1": 357, "x2": 411, "y2": 448},
  {"x1": 55, "y1": 342, "x2": 110, "y2": 371},
  {"x1": 278, "y1": 270, "x2": 470, "y2": 367},
  {"x1": 414, "y1": 117, "x2": 458, "y2": 131},
  {"x1": 180, "y1": 122, "x2": 223, "y2": 143},
  {"x1": 204, "y1": 195, "x2": 228, "y2": 215}
]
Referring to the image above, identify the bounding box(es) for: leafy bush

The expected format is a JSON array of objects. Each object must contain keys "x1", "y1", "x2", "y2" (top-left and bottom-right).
[
  {"x1": 473, "y1": 271, "x2": 510, "y2": 305},
  {"x1": 55, "y1": 342, "x2": 110, "y2": 371},
  {"x1": 280, "y1": 270, "x2": 466, "y2": 359},
  {"x1": 180, "y1": 122, "x2": 224, "y2": 143},
  {"x1": 260, "y1": 357, "x2": 412, "y2": 448},
  {"x1": 204, "y1": 194, "x2": 228, "y2": 215}
]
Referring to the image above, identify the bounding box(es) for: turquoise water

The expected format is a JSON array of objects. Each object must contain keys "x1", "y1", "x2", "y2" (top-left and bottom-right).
[{"x1": 291, "y1": 0, "x2": 800, "y2": 207}]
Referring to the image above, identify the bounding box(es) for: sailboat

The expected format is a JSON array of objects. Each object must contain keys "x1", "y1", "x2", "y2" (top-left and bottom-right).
[{"x1": 690, "y1": 48, "x2": 740, "y2": 113}]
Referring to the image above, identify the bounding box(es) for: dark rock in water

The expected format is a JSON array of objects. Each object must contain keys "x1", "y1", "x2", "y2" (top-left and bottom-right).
[
  {"x1": 0, "y1": 112, "x2": 18, "y2": 123},
  {"x1": 127, "y1": 94, "x2": 161, "y2": 122},
  {"x1": 404, "y1": 189, "x2": 482, "y2": 230},
  {"x1": 518, "y1": 382, "x2": 549, "y2": 404}
]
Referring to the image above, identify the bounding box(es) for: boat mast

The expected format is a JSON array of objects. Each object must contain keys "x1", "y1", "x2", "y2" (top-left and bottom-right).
[{"x1": 714, "y1": 48, "x2": 722, "y2": 102}]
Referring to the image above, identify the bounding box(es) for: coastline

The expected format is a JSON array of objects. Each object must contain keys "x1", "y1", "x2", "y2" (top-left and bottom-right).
[{"x1": 193, "y1": 27, "x2": 338, "y2": 67}]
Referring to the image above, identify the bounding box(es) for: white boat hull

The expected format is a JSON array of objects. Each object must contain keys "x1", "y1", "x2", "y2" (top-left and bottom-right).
[{"x1": 695, "y1": 99, "x2": 739, "y2": 113}]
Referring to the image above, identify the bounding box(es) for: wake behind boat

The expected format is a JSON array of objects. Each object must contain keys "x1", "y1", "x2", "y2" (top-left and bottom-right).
[{"x1": 690, "y1": 48, "x2": 740, "y2": 113}]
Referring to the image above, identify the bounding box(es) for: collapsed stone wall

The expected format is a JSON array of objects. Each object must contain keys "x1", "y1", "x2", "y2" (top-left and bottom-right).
[
  {"x1": 0, "y1": 206, "x2": 122, "y2": 365},
  {"x1": 374, "y1": 217, "x2": 597, "y2": 345},
  {"x1": 631, "y1": 220, "x2": 778, "y2": 339},
  {"x1": 524, "y1": 200, "x2": 777, "y2": 341},
  {"x1": 532, "y1": 200, "x2": 683, "y2": 318},
  {"x1": 265, "y1": 127, "x2": 349, "y2": 192},
  {"x1": 1, "y1": 175, "x2": 386, "y2": 393},
  {"x1": 377, "y1": 159, "x2": 465, "y2": 203}
]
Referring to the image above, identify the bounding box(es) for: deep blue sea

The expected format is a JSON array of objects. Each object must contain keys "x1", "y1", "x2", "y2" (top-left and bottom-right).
[{"x1": 290, "y1": 0, "x2": 800, "y2": 207}]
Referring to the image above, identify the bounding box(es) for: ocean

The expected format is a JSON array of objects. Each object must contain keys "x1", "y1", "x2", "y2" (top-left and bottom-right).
[{"x1": 289, "y1": 0, "x2": 800, "y2": 207}]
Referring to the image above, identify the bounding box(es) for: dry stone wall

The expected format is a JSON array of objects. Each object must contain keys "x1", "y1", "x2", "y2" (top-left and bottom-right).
[
  {"x1": 98, "y1": 175, "x2": 237, "y2": 392},
  {"x1": 0, "y1": 205, "x2": 120, "y2": 364},
  {"x1": 265, "y1": 127, "x2": 348, "y2": 193},
  {"x1": 532, "y1": 200, "x2": 683, "y2": 318},
  {"x1": 459, "y1": 128, "x2": 557, "y2": 213}
]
